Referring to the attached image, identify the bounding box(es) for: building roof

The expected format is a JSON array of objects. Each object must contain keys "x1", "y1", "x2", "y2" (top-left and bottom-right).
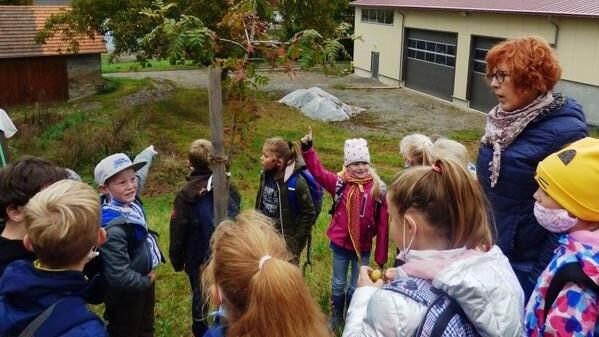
[
  {"x1": 350, "y1": 0, "x2": 599, "y2": 19},
  {"x1": 0, "y1": 5, "x2": 106, "y2": 59}
]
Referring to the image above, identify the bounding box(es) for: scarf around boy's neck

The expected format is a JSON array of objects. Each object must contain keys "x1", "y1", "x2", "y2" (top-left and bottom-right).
[
  {"x1": 340, "y1": 170, "x2": 373, "y2": 257},
  {"x1": 102, "y1": 196, "x2": 147, "y2": 228}
]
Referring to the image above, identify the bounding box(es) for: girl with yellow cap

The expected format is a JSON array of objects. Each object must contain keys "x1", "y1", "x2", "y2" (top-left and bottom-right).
[{"x1": 525, "y1": 137, "x2": 599, "y2": 337}]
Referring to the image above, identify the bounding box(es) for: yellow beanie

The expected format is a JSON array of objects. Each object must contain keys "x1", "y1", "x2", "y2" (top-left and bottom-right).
[{"x1": 535, "y1": 137, "x2": 599, "y2": 222}]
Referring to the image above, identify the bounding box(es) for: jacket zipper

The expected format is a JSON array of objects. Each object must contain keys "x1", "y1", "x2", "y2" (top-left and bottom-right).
[{"x1": 276, "y1": 180, "x2": 284, "y2": 237}]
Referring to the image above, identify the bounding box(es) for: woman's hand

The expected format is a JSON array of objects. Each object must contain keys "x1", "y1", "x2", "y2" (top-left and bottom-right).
[
  {"x1": 300, "y1": 127, "x2": 313, "y2": 151},
  {"x1": 357, "y1": 266, "x2": 385, "y2": 288}
]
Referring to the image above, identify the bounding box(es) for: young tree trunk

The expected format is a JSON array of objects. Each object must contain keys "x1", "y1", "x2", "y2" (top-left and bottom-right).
[{"x1": 208, "y1": 66, "x2": 228, "y2": 225}]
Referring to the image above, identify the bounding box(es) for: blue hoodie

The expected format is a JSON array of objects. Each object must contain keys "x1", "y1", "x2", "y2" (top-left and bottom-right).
[{"x1": 0, "y1": 260, "x2": 107, "y2": 337}]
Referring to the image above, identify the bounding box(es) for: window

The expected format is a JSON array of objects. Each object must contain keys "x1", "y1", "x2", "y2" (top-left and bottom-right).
[
  {"x1": 473, "y1": 48, "x2": 489, "y2": 74},
  {"x1": 361, "y1": 8, "x2": 394, "y2": 24},
  {"x1": 406, "y1": 38, "x2": 457, "y2": 68}
]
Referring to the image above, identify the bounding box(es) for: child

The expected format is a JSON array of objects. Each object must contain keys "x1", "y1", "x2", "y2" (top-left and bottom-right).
[
  {"x1": 201, "y1": 210, "x2": 332, "y2": 337},
  {"x1": 432, "y1": 137, "x2": 477, "y2": 175},
  {"x1": 94, "y1": 146, "x2": 164, "y2": 337},
  {"x1": 399, "y1": 133, "x2": 434, "y2": 167},
  {"x1": 343, "y1": 158, "x2": 525, "y2": 337},
  {"x1": 525, "y1": 137, "x2": 599, "y2": 337},
  {"x1": 169, "y1": 139, "x2": 241, "y2": 337},
  {"x1": 0, "y1": 156, "x2": 68, "y2": 277},
  {"x1": 255, "y1": 137, "x2": 318, "y2": 265},
  {"x1": 0, "y1": 179, "x2": 108, "y2": 337},
  {"x1": 300, "y1": 129, "x2": 388, "y2": 329}
]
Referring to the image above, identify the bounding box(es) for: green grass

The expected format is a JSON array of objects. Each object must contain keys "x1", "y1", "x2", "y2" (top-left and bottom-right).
[
  {"x1": 6, "y1": 77, "x2": 409, "y2": 336},
  {"x1": 102, "y1": 53, "x2": 199, "y2": 74}
]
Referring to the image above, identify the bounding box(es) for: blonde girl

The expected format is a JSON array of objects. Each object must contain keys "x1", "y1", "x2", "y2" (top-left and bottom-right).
[
  {"x1": 399, "y1": 133, "x2": 434, "y2": 167},
  {"x1": 201, "y1": 210, "x2": 331, "y2": 337},
  {"x1": 255, "y1": 137, "x2": 317, "y2": 264},
  {"x1": 300, "y1": 128, "x2": 388, "y2": 330},
  {"x1": 343, "y1": 158, "x2": 525, "y2": 337}
]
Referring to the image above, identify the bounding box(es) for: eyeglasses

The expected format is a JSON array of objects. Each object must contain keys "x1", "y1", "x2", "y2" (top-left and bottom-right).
[{"x1": 486, "y1": 71, "x2": 510, "y2": 84}]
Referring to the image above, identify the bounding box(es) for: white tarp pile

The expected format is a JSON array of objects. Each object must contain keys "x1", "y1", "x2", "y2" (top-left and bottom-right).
[{"x1": 278, "y1": 87, "x2": 365, "y2": 122}]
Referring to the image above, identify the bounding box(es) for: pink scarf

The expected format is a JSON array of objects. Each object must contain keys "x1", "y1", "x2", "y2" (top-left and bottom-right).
[{"x1": 482, "y1": 92, "x2": 554, "y2": 187}]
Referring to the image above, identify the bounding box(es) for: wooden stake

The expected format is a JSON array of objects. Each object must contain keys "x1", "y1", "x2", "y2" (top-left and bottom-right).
[{"x1": 208, "y1": 66, "x2": 228, "y2": 225}]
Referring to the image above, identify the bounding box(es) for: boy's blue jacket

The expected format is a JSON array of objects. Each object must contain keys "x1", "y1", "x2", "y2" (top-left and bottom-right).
[
  {"x1": 0, "y1": 260, "x2": 107, "y2": 337},
  {"x1": 476, "y1": 96, "x2": 587, "y2": 282},
  {"x1": 99, "y1": 148, "x2": 165, "y2": 304},
  {"x1": 169, "y1": 169, "x2": 241, "y2": 273}
]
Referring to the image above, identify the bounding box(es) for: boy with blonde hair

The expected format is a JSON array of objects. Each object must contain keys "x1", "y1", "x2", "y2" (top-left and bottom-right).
[
  {"x1": 170, "y1": 139, "x2": 240, "y2": 337},
  {"x1": 0, "y1": 156, "x2": 68, "y2": 277},
  {"x1": 0, "y1": 179, "x2": 108, "y2": 337}
]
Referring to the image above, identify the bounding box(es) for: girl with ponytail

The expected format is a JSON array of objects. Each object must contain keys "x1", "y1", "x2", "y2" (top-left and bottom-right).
[
  {"x1": 202, "y1": 210, "x2": 331, "y2": 337},
  {"x1": 255, "y1": 137, "x2": 318, "y2": 264},
  {"x1": 343, "y1": 159, "x2": 525, "y2": 337}
]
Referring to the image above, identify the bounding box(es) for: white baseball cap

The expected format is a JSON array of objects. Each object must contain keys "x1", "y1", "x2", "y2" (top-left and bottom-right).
[{"x1": 94, "y1": 153, "x2": 146, "y2": 186}]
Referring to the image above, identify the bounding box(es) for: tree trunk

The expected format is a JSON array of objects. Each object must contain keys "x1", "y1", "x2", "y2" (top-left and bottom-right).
[{"x1": 208, "y1": 66, "x2": 228, "y2": 225}]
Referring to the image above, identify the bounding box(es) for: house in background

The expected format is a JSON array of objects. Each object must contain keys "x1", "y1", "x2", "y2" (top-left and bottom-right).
[
  {"x1": 350, "y1": 0, "x2": 599, "y2": 125},
  {"x1": 0, "y1": 5, "x2": 106, "y2": 107}
]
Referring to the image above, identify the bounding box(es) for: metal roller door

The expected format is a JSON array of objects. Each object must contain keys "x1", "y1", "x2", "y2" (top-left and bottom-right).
[
  {"x1": 404, "y1": 29, "x2": 457, "y2": 101},
  {"x1": 468, "y1": 37, "x2": 503, "y2": 112}
]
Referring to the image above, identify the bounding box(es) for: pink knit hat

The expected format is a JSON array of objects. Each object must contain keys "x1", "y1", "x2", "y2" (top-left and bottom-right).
[{"x1": 344, "y1": 138, "x2": 370, "y2": 166}]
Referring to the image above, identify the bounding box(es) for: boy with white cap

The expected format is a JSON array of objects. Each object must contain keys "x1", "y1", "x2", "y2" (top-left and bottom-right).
[
  {"x1": 300, "y1": 128, "x2": 388, "y2": 330},
  {"x1": 94, "y1": 146, "x2": 165, "y2": 337},
  {"x1": 524, "y1": 137, "x2": 599, "y2": 337}
]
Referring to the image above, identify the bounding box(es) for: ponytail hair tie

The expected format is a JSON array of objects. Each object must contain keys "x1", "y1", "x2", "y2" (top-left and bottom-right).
[
  {"x1": 258, "y1": 255, "x2": 272, "y2": 270},
  {"x1": 287, "y1": 140, "x2": 294, "y2": 149},
  {"x1": 431, "y1": 162, "x2": 443, "y2": 174}
]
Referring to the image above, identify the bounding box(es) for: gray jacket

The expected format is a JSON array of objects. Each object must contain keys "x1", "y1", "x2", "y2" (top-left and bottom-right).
[{"x1": 99, "y1": 149, "x2": 164, "y2": 304}]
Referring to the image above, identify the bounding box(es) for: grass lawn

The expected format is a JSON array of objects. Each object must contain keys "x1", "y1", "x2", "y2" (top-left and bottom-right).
[{"x1": 102, "y1": 53, "x2": 199, "y2": 74}]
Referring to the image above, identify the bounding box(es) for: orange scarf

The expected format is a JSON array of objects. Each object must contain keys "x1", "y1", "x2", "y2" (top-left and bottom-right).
[{"x1": 340, "y1": 171, "x2": 373, "y2": 257}]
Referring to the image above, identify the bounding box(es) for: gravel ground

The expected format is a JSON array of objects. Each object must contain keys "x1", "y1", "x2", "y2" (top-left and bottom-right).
[{"x1": 105, "y1": 69, "x2": 487, "y2": 136}]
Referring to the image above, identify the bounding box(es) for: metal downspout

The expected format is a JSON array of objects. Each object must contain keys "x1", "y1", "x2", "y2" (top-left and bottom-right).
[
  {"x1": 398, "y1": 10, "x2": 406, "y2": 85},
  {"x1": 548, "y1": 15, "x2": 560, "y2": 47}
]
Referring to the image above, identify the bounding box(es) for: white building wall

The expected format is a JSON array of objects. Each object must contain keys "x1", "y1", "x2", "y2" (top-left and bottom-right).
[{"x1": 353, "y1": 8, "x2": 599, "y2": 124}]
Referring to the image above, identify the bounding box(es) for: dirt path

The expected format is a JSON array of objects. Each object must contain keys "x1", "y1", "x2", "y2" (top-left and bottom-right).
[{"x1": 105, "y1": 69, "x2": 486, "y2": 136}]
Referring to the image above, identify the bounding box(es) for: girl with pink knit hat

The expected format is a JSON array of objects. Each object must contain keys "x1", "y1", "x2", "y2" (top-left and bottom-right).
[{"x1": 300, "y1": 128, "x2": 388, "y2": 331}]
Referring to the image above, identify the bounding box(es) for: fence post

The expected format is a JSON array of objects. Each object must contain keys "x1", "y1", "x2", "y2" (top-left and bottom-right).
[{"x1": 208, "y1": 65, "x2": 228, "y2": 225}]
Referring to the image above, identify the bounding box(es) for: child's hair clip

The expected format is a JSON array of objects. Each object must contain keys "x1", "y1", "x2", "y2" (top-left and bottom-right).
[{"x1": 431, "y1": 162, "x2": 443, "y2": 174}]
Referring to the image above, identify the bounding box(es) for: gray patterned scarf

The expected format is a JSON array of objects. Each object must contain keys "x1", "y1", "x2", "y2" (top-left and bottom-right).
[{"x1": 482, "y1": 92, "x2": 563, "y2": 187}]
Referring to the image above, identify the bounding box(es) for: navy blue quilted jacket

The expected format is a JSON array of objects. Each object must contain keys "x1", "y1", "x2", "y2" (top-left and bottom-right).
[{"x1": 476, "y1": 95, "x2": 587, "y2": 283}]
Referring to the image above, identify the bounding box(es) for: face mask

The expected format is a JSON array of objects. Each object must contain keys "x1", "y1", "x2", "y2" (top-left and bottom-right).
[
  {"x1": 396, "y1": 215, "x2": 417, "y2": 264},
  {"x1": 534, "y1": 201, "x2": 578, "y2": 233}
]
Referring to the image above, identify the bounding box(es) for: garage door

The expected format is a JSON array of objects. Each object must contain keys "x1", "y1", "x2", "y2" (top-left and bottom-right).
[
  {"x1": 468, "y1": 37, "x2": 503, "y2": 112},
  {"x1": 404, "y1": 29, "x2": 457, "y2": 101}
]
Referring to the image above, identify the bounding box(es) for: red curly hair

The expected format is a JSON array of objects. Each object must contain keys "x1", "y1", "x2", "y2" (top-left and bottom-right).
[{"x1": 486, "y1": 36, "x2": 561, "y2": 95}]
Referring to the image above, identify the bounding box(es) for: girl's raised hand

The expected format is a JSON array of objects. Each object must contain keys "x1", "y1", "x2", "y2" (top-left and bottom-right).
[{"x1": 300, "y1": 127, "x2": 313, "y2": 151}]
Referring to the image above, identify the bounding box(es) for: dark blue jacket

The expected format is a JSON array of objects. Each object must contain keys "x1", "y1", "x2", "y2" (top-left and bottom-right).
[
  {"x1": 169, "y1": 170, "x2": 241, "y2": 273},
  {"x1": 0, "y1": 260, "x2": 107, "y2": 337},
  {"x1": 477, "y1": 96, "x2": 587, "y2": 282}
]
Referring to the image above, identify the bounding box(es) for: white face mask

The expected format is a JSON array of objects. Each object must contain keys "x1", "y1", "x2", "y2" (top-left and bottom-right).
[
  {"x1": 396, "y1": 215, "x2": 417, "y2": 264},
  {"x1": 534, "y1": 201, "x2": 578, "y2": 233}
]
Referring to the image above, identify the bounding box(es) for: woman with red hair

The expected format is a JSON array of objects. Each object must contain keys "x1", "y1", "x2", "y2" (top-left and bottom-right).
[{"x1": 476, "y1": 36, "x2": 588, "y2": 300}]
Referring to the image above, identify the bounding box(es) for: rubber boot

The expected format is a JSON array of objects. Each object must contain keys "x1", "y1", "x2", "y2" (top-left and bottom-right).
[{"x1": 330, "y1": 294, "x2": 346, "y2": 331}]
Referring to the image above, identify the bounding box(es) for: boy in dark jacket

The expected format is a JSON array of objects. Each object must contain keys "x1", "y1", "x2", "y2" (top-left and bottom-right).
[
  {"x1": 94, "y1": 146, "x2": 165, "y2": 337},
  {"x1": 0, "y1": 156, "x2": 68, "y2": 277},
  {"x1": 170, "y1": 139, "x2": 240, "y2": 337},
  {"x1": 0, "y1": 179, "x2": 108, "y2": 337}
]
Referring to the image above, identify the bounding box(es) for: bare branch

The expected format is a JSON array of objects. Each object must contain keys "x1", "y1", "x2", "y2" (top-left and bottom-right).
[{"x1": 218, "y1": 38, "x2": 248, "y2": 52}]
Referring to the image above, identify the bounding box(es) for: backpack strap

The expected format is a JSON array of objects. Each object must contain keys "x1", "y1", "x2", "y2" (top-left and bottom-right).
[
  {"x1": 328, "y1": 178, "x2": 346, "y2": 215},
  {"x1": 18, "y1": 297, "x2": 100, "y2": 337},
  {"x1": 17, "y1": 300, "x2": 63, "y2": 337},
  {"x1": 543, "y1": 262, "x2": 599, "y2": 321},
  {"x1": 287, "y1": 173, "x2": 300, "y2": 217}
]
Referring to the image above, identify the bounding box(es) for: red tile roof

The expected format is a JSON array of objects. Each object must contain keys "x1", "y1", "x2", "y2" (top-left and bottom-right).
[
  {"x1": 350, "y1": 0, "x2": 599, "y2": 18},
  {"x1": 0, "y1": 5, "x2": 106, "y2": 59}
]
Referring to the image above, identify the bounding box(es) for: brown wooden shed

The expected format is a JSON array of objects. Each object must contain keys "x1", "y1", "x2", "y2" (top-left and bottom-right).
[{"x1": 0, "y1": 5, "x2": 106, "y2": 107}]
